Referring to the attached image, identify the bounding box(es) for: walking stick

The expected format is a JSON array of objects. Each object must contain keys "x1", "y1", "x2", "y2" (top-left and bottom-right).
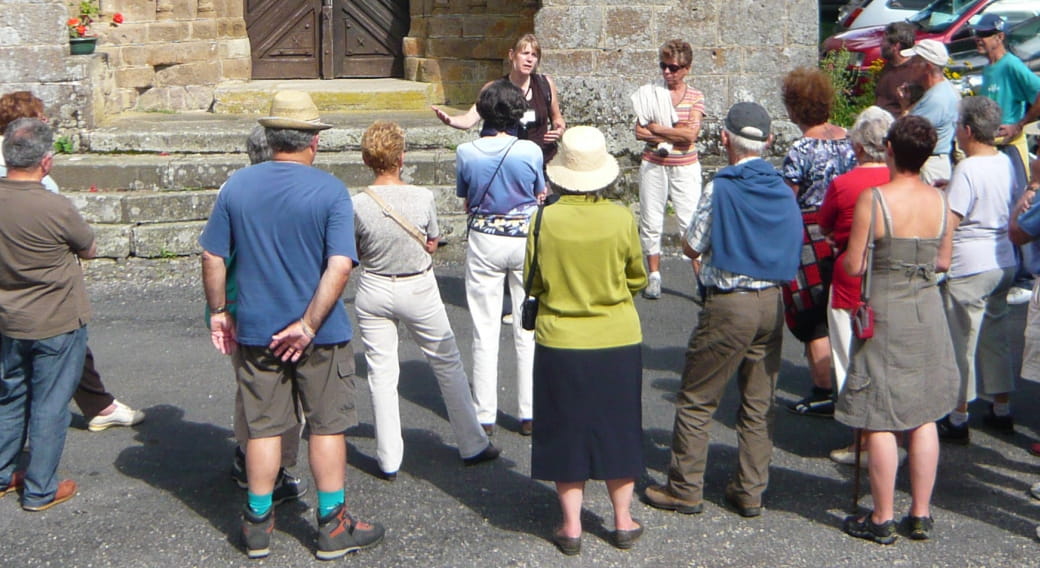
[{"x1": 851, "y1": 428, "x2": 862, "y2": 512}]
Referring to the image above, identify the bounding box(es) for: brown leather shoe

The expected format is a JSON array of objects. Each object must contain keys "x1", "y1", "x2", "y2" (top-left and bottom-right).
[
  {"x1": 643, "y1": 484, "x2": 703, "y2": 514},
  {"x1": 23, "y1": 479, "x2": 77, "y2": 512},
  {"x1": 519, "y1": 419, "x2": 533, "y2": 436},
  {"x1": 0, "y1": 471, "x2": 24, "y2": 498},
  {"x1": 724, "y1": 483, "x2": 762, "y2": 518}
]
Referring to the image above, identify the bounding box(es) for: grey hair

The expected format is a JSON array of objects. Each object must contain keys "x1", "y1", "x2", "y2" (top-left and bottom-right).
[
  {"x1": 2, "y1": 117, "x2": 52, "y2": 169},
  {"x1": 723, "y1": 128, "x2": 767, "y2": 157},
  {"x1": 959, "y1": 96, "x2": 1002, "y2": 146},
  {"x1": 264, "y1": 127, "x2": 317, "y2": 153},
  {"x1": 849, "y1": 106, "x2": 893, "y2": 162},
  {"x1": 549, "y1": 183, "x2": 606, "y2": 200},
  {"x1": 246, "y1": 125, "x2": 273, "y2": 165}
]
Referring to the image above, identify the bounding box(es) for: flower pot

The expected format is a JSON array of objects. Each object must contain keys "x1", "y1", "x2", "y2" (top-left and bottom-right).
[{"x1": 69, "y1": 37, "x2": 97, "y2": 55}]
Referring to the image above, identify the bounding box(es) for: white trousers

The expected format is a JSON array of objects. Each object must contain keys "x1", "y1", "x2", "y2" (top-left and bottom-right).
[
  {"x1": 920, "y1": 154, "x2": 952, "y2": 187},
  {"x1": 827, "y1": 289, "x2": 853, "y2": 393},
  {"x1": 941, "y1": 266, "x2": 1016, "y2": 405},
  {"x1": 465, "y1": 231, "x2": 534, "y2": 424},
  {"x1": 638, "y1": 160, "x2": 702, "y2": 257},
  {"x1": 356, "y1": 270, "x2": 489, "y2": 474}
]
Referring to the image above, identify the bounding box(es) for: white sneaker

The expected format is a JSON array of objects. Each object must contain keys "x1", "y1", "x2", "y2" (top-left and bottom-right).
[
  {"x1": 1007, "y1": 285, "x2": 1033, "y2": 305},
  {"x1": 88, "y1": 400, "x2": 145, "y2": 432},
  {"x1": 1029, "y1": 481, "x2": 1040, "y2": 501},
  {"x1": 829, "y1": 444, "x2": 907, "y2": 468},
  {"x1": 643, "y1": 274, "x2": 662, "y2": 300}
]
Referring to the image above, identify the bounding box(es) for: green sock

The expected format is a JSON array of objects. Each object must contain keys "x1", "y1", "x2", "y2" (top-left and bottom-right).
[
  {"x1": 317, "y1": 489, "x2": 344, "y2": 517},
  {"x1": 247, "y1": 491, "x2": 272, "y2": 516}
]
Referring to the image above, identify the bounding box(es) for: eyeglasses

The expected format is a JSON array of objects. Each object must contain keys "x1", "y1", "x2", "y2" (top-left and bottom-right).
[{"x1": 659, "y1": 62, "x2": 686, "y2": 73}]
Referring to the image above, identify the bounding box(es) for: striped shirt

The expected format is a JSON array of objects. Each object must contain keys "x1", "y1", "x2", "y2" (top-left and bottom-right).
[{"x1": 641, "y1": 85, "x2": 706, "y2": 166}]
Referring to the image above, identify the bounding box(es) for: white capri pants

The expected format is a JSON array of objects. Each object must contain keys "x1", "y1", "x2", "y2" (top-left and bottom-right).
[{"x1": 638, "y1": 160, "x2": 702, "y2": 257}]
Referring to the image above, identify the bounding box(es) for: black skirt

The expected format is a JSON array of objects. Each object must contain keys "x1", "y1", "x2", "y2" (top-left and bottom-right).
[{"x1": 530, "y1": 343, "x2": 644, "y2": 482}]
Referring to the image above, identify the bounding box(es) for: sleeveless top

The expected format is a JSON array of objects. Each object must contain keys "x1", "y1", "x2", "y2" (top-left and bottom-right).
[{"x1": 509, "y1": 73, "x2": 557, "y2": 164}]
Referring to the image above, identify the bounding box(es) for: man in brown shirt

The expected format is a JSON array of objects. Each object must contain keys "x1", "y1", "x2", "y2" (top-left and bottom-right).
[
  {"x1": 0, "y1": 118, "x2": 95, "y2": 512},
  {"x1": 875, "y1": 21, "x2": 918, "y2": 117}
]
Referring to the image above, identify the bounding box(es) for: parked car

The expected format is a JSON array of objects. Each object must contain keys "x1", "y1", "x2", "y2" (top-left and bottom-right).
[
  {"x1": 948, "y1": 13, "x2": 1040, "y2": 94},
  {"x1": 837, "y1": 0, "x2": 934, "y2": 30},
  {"x1": 822, "y1": 0, "x2": 1040, "y2": 74}
]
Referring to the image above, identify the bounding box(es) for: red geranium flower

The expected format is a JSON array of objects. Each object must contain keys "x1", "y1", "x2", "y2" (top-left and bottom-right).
[{"x1": 112, "y1": 13, "x2": 123, "y2": 24}]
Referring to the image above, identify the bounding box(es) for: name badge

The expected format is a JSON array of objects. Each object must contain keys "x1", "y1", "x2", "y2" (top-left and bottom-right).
[{"x1": 521, "y1": 109, "x2": 537, "y2": 126}]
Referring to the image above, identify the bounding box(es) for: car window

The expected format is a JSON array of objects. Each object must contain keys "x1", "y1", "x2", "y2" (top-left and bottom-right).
[
  {"x1": 887, "y1": 0, "x2": 933, "y2": 9},
  {"x1": 910, "y1": 0, "x2": 982, "y2": 33},
  {"x1": 1010, "y1": 17, "x2": 1040, "y2": 60},
  {"x1": 975, "y1": 0, "x2": 1040, "y2": 26}
]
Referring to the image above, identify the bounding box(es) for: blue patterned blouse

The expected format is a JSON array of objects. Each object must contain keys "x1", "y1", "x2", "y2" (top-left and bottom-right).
[{"x1": 781, "y1": 137, "x2": 857, "y2": 209}]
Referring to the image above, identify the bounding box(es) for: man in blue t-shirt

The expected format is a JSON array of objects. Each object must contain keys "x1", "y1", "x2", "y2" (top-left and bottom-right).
[
  {"x1": 199, "y1": 91, "x2": 383, "y2": 560},
  {"x1": 972, "y1": 14, "x2": 1040, "y2": 180}
]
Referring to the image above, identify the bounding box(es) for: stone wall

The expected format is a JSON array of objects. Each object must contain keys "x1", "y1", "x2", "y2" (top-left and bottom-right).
[
  {"x1": 404, "y1": 0, "x2": 540, "y2": 104},
  {"x1": 89, "y1": 0, "x2": 250, "y2": 114},
  {"x1": 535, "y1": 0, "x2": 819, "y2": 162},
  {"x1": 0, "y1": 0, "x2": 112, "y2": 140}
]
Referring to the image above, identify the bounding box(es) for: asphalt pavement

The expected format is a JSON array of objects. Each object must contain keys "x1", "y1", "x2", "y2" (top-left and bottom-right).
[{"x1": 1, "y1": 257, "x2": 1038, "y2": 567}]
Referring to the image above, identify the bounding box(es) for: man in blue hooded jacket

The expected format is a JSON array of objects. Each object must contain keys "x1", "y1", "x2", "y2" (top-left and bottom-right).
[{"x1": 645, "y1": 102, "x2": 802, "y2": 518}]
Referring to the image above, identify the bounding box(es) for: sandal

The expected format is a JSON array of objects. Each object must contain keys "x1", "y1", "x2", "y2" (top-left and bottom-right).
[{"x1": 843, "y1": 512, "x2": 897, "y2": 545}]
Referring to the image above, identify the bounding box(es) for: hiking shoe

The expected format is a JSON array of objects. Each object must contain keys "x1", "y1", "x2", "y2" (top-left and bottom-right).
[
  {"x1": 982, "y1": 405, "x2": 1014, "y2": 434},
  {"x1": 462, "y1": 444, "x2": 501, "y2": 466},
  {"x1": 0, "y1": 471, "x2": 24, "y2": 498},
  {"x1": 231, "y1": 447, "x2": 309, "y2": 504},
  {"x1": 242, "y1": 506, "x2": 274, "y2": 559},
  {"x1": 786, "y1": 388, "x2": 834, "y2": 417},
  {"x1": 642, "y1": 274, "x2": 662, "y2": 299},
  {"x1": 843, "y1": 514, "x2": 897, "y2": 545},
  {"x1": 643, "y1": 484, "x2": 704, "y2": 514},
  {"x1": 902, "y1": 515, "x2": 933, "y2": 540},
  {"x1": 316, "y1": 504, "x2": 384, "y2": 560},
  {"x1": 936, "y1": 415, "x2": 970, "y2": 445},
  {"x1": 88, "y1": 400, "x2": 144, "y2": 432},
  {"x1": 22, "y1": 479, "x2": 77, "y2": 512}
]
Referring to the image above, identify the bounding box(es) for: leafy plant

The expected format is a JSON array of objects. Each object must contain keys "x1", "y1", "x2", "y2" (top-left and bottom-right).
[
  {"x1": 53, "y1": 135, "x2": 74, "y2": 154},
  {"x1": 67, "y1": 0, "x2": 123, "y2": 38},
  {"x1": 820, "y1": 48, "x2": 879, "y2": 128}
]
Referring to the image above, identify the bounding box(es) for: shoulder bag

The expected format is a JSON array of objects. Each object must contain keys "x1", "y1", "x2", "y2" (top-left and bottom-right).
[
  {"x1": 363, "y1": 186, "x2": 429, "y2": 250},
  {"x1": 851, "y1": 189, "x2": 877, "y2": 340},
  {"x1": 520, "y1": 205, "x2": 546, "y2": 331}
]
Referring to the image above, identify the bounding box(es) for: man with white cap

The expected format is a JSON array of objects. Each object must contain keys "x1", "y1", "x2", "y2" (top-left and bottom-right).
[
  {"x1": 644, "y1": 102, "x2": 802, "y2": 518},
  {"x1": 971, "y1": 13, "x2": 1040, "y2": 178},
  {"x1": 199, "y1": 90, "x2": 383, "y2": 560},
  {"x1": 899, "y1": 38, "x2": 961, "y2": 185}
]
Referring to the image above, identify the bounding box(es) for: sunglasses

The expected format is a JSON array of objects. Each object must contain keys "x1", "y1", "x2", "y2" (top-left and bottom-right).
[
  {"x1": 972, "y1": 30, "x2": 1000, "y2": 39},
  {"x1": 659, "y1": 62, "x2": 686, "y2": 73}
]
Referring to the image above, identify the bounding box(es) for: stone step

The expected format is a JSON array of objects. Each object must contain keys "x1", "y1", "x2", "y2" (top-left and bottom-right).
[
  {"x1": 212, "y1": 79, "x2": 444, "y2": 114},
  {"x1": 52, "y1": 150, "x2": 456, "y2": 192},
  {"x1": 85, "y1": 109, "x2": 473, "y2": 154}
]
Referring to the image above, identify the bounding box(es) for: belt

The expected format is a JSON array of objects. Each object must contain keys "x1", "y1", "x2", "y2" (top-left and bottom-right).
[
  {"x1": 704, "y1": 285, "x2": 775, "y2": 296},
  {"x1": 366, "y1": 264, "x2": 432, "y2": 279}
]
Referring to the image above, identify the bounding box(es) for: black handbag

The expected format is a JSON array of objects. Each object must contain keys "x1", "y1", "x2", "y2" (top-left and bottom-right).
[{"x1": 521, "y1": 205, "x2": 546, "y2": 331}]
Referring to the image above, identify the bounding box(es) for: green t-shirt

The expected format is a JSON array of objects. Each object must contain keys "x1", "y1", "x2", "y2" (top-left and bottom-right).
[{"x1": 982, "y1": 52, "x2": 1040, "y2": 124}]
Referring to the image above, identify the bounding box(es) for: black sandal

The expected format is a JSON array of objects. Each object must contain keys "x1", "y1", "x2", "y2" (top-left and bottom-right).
[{"x1": 843, "y1": 513, "x2": 897, "y2": 544}]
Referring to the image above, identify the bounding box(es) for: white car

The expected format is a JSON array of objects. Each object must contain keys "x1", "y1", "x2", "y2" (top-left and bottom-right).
[{"x1": 837, "y1": 0, "x2": 934, "y2": 29}]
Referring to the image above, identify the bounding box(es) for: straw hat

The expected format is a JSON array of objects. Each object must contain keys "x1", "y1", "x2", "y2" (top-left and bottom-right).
[
  {"x1": 545, "y1": 126, "x2": 619, "y2": 193},
  {"x1": 257, "y1": 90, "x2": 332, "y2": 131}
]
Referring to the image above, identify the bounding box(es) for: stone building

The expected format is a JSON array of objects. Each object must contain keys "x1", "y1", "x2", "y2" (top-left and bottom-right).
[{"x1": 2, "y1": 0, "x2": 817, "y2": 146}]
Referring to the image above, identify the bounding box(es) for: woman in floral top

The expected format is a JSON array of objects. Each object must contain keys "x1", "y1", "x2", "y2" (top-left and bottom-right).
[{"x1": 780, "y1": 67, "x2": 857, "y2": 419}]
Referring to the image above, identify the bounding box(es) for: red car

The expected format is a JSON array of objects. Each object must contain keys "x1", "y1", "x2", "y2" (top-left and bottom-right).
[{"x1": 822, "y1": 0, "x2": 1040, "y2": 73}]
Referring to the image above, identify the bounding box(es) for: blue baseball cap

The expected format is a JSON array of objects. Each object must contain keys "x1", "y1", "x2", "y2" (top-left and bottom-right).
[{"x1": 972, "y1": 13, "x2": 1006, "y2": 34}]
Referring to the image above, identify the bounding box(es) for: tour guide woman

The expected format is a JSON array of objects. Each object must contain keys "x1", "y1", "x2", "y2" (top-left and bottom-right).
[{"x1": 525, "y1": 126, "x2": 648, "y2": 555}]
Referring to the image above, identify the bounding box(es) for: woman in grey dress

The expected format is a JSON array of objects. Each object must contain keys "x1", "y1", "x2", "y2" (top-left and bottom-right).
[{"x1": 837, "y1": 115, "x2": 957, "y2": 544}]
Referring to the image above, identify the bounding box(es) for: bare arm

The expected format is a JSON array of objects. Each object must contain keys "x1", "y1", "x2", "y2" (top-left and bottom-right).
[
  {"x1": 935, "y1": 211, "x2": 958, "y2": 273},
  {"x1": 269, "y1": 254, "x2": 354, "y2": 362},
  {"x1": 635, "y1": 121, "x2": 665, "y2": 144},
  {"x1": 202, "y1": 250, "x2": 236, "y2": 355},
  {"x1": 425, "y1": 237, "x2": 440, "y2": 254},
  {"x1": 998, "y1": 91, "x2": 1040, "y2": 140},
  {"x1": 432, "y1": 104, "x2": 480, "y2": 130},
  {"x1": 682, "y1": 240, "x2": 701, "y2": 261},
  {"x1": 646, "y1": 110, "x2": 702, "y2": 146},
  {"x1": 843, "y1": 190, "x2": 874, "y2": 277},
  {"x1": 543, "y1": 75, "x2": 566, "y2": 144}
]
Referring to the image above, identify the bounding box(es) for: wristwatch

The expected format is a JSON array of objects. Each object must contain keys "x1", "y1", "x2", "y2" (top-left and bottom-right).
[{"x1": 210, "y1": 305, "x2": 228, "y2": 314}]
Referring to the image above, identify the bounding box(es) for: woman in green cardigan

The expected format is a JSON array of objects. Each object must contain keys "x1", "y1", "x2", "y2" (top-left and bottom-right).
[{"x1": 524, "y1": 126, "x2": 648, "y2": 555}]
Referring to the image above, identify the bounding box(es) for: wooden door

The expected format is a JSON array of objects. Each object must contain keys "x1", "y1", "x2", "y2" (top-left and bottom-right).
[
  {"x1": 331, "y1": 0, "x2": 410, "y2": 78},
  {"x1": 246, "y1": 0, "x2": 322, "y2": 79}
]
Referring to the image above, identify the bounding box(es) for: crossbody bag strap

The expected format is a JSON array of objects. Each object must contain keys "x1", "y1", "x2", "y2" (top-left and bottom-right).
[
  {"x1": 363, "y1": 187, "x2": 429, "y2": 250},
  {"x1": 861, "y1": 188, "x2": 879, "y2": 303},
  {"x1": 523, "y1": 205, "x2": 546, "y2": 296},
  {"x1": 469, "y1": 138, "x2": 519, "y2": 216}
]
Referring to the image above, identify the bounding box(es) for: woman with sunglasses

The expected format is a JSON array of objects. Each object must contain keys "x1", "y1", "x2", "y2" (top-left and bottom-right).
[
  {"x1": 432, "y1": 34, "x2": 565, "y2": 165},
  {"x1": 632, "y1": 39, "x2": 706, "y2": 299}
]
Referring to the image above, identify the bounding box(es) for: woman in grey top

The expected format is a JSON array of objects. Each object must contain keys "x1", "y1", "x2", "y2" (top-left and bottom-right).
[{"x1": 353, "y1": 121, "x2": 499, "y2": 480}]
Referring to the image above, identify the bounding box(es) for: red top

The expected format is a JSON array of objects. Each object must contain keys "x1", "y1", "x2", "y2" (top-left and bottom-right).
[{"x1": 818, "y1": 165, "x2": 891, "y2": 310}]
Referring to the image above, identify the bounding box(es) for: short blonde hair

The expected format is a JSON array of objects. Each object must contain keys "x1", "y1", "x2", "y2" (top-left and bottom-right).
[
  {"x1": 511, "y1": 34, "x2": 541, "y2": 60},
  {"x1": 361, "y1": 120, "x2": 405, "y2": 175}
]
